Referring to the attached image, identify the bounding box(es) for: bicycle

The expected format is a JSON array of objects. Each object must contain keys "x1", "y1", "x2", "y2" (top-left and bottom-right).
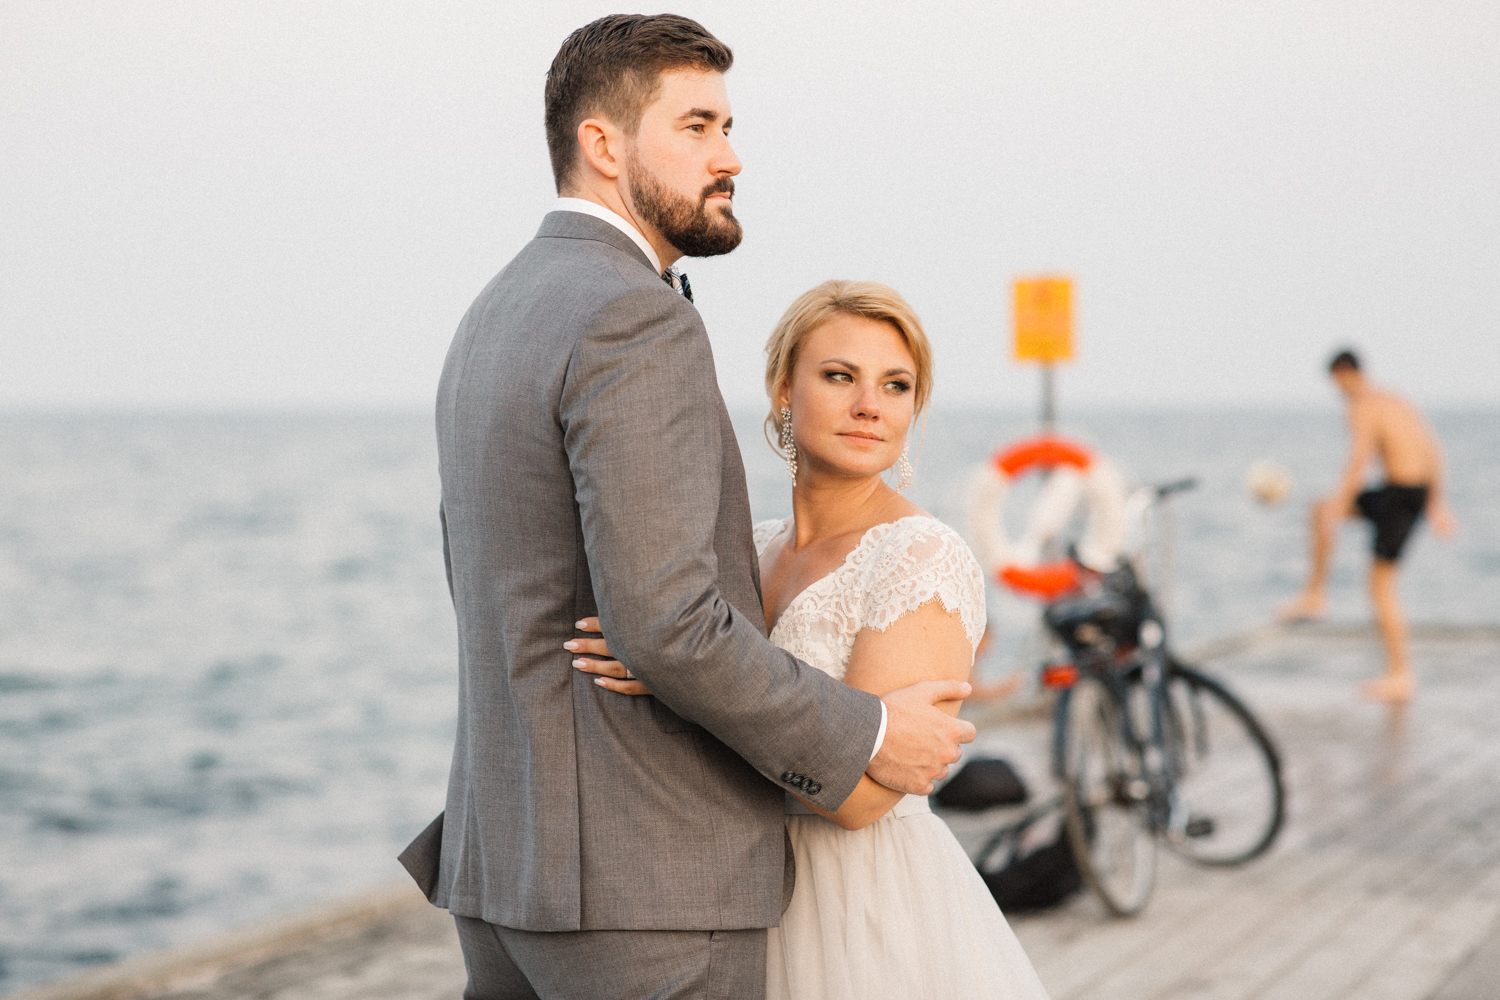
[{"x1": 1039, "y1": 479, "x2": 1286, "y2": 916}]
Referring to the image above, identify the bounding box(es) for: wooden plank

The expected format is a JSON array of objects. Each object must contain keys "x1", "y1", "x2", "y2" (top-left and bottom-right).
[
  {"x1": 1071, "y1": 848, "x2": 1358, "y2": 1000},
  {"x1": 1145, "y1": 736, "x2": 1500, "y2": 1000},
  {"x1": 1429, "y1": 906, "x2": 1500, "y2": 1000},
  {"x1": 1353, "y1": 894, "x2": 1500, "y2": 1000},
  {"x1": 1253, "y1": 866, "x2": 1479, "y2": 1000}
]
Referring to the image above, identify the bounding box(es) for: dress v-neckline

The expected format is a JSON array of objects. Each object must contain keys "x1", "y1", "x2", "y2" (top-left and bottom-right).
[{"x1": 764, "y1": 515, "x2": 933, "y2": 636}]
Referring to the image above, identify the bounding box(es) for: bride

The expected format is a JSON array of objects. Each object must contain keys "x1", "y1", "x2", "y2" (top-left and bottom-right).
[{"x1": 574, "y1": 280, "x2": 1051, "y2": 999}]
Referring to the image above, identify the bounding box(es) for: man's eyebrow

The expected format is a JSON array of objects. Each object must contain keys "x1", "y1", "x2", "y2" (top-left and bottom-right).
[{"x1": 678, "y1": 108, "x2": 721, "y2": 123}]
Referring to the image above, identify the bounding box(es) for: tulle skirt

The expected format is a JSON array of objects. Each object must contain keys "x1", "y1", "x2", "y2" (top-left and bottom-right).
[{"x1": 766, "y1": 796, "x2": 1051, "y2": 1000}]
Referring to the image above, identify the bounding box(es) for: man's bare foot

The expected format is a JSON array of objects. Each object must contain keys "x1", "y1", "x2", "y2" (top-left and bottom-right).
[
  {"x1": 1278, "y1": 592, "x2": 1329, "y2": 624},
  {"x1": 1361, "y1": 674, "x2": 1415, "y2": 703},
  {"x1": 969, "y1": 673, "x2": 1025, "y2": 701}
]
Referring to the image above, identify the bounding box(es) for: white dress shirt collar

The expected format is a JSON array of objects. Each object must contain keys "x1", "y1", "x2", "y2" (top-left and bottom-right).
[{"x1": 552, "y1": 197, "x2": 662, "y2": 275}]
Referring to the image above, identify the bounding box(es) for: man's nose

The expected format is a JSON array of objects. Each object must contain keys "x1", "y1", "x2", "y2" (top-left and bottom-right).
[{"x1": 713, "y1": 136, "x2": 742, "y2": 177}]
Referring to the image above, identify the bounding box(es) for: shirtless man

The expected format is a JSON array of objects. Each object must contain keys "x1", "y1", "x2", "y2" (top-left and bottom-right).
[{"x1": 1281, "y1": 350, "x2": 1456, "y2": 701}]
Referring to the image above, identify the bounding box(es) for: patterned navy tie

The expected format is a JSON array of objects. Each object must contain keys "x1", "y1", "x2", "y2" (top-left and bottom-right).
[{"x1": 662, "y1": 267, "x2": 694, "y2": 304}]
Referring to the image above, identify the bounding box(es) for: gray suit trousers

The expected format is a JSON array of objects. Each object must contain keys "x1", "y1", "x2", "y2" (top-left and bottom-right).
[{"x1": 453, "y1": 917, "x2": 766, "y2": 1000}]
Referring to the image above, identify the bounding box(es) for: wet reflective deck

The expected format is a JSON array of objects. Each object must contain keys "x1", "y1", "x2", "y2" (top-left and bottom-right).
[{"x1": 19, "y1": 623, "x2": 1500, "y2": 1000}]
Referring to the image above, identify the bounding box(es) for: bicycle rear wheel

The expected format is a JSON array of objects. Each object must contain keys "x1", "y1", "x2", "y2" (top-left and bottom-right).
[
  {"x1": 1161, "y1": 663, "x2": 1285, "y2": 865},
  {"x1": 1058, "y1": 674, "x2": 1157, "y2": 916}
]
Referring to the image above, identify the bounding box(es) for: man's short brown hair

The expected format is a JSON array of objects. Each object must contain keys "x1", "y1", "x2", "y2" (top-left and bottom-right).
[
  {"x1": 1329, "y1": 349, "x2": 1361, "y2": 373},
  {"x1": 544, "y1": 14, "x2": 733, "y2": 192}
]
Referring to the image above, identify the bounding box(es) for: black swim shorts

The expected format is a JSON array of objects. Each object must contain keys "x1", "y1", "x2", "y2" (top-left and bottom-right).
[{"x1": 1355, "y1": 484, "x2": 1428, "y2": 562}]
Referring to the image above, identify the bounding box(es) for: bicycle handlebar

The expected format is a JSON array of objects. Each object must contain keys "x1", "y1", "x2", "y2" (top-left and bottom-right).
[{"x1": 1154, "y1": 477, "x2": 1199, "y2": 498}]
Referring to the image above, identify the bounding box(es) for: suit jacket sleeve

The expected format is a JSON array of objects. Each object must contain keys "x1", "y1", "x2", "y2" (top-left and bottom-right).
[{"x1": 560, "y1": 287, "x2": 882, "y2": 810}]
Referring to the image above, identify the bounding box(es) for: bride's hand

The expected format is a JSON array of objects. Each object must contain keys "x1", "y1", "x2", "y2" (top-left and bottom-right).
[{"x1": 567, "y1": 617, "x2": 651, "y2": 695}]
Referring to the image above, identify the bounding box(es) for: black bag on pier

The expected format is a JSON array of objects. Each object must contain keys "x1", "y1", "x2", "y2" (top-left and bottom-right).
[
  {"x1": 974, "y1": 800, "x2": 1084, "y2": 913},
  {"x1": 933, "y1": 757, "x2": 1029, "y2": 811}
]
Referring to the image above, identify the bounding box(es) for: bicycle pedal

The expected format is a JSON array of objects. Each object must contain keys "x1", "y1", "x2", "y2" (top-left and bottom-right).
[{"x1": 1185, "y1": 816, "x2": 1216, "y2": 838}]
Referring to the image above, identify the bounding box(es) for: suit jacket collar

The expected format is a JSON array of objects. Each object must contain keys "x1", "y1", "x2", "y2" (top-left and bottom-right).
[{"x1": 538, "y1": 211, "x2": 656, "y2": 275}]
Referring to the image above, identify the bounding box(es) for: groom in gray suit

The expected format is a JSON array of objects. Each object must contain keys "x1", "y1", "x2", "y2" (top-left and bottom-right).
[{"x1": 400, "y1": 15, "x2": 976, "y2": 998}]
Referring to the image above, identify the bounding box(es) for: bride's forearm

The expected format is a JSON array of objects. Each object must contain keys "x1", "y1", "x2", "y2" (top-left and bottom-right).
[{"x1": 798, "y1": 775, "x2": 904, "y2": 830}]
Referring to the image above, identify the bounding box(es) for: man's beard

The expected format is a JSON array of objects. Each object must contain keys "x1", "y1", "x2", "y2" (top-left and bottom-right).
[{"x1": 627, "y1": 162, "x2": 743, "y2": 258}]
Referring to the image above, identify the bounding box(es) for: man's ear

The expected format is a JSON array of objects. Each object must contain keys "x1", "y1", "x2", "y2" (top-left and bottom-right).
[{"x1": 577, "y1": 118, "x2": 623, "y2": 180}]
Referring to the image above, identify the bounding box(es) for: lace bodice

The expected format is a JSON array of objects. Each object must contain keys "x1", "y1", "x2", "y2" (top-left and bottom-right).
[{"x1": 754, "y1": 516, "x2": 987, "y2": 682}]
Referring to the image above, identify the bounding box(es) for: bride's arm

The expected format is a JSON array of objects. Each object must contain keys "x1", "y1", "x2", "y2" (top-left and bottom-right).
[
  {"x1": 796, "y1": 600, "x2": 972, "y2": 830},
  {"x1": 574, "y1": 605, "x2": 973, "y2": 830}
]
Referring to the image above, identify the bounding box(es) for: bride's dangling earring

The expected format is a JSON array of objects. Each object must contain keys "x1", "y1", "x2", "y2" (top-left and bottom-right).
[
  {"x1": 780, "y1": 407, "x2": 798, "y2": 486},
  {"x1": 896, "y1": 442, "x2": 914, "y2": 492}
]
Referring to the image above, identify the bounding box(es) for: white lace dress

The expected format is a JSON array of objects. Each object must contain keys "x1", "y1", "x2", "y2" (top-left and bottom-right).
[{"x1": 757, "y1": 515, "x2": 1051, "y2": 1000}]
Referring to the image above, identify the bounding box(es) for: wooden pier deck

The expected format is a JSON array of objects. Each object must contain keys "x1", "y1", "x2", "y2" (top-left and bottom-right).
[
  {"x1": 18, "y1": 623, "x2": 1500, "y2": 1000},
  {"x1": 961, "y1": 622, "x2": 1500, "y2": 1000}
]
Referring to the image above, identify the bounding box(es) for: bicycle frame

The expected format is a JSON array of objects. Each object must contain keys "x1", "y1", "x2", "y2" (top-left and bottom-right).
[{"x1": 1053, "y1": 626, "x2": 1186, "y2": 839}]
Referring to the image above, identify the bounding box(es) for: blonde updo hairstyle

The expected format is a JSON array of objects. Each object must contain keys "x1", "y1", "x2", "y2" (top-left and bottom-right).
[{"x1": 764, "y1": 279, "x2": 934, "y2": 458}]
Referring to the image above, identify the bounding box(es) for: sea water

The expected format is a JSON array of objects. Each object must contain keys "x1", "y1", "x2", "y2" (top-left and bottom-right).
[{"x1": 1, "y1": 408, "x2": 1496, "y2": 992}]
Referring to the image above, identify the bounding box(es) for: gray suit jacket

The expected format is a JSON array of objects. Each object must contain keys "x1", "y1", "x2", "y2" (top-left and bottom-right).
[{"x1": 400, "y1": 212, "x2": 882, "y2": 932}]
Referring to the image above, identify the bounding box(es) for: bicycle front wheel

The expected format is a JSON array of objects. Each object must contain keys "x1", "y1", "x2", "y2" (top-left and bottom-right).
[
  {"x1": 1162, "y1": 663, "x2": 1285, "y2": 865},
  {"x1": 1058, "y1": 674, "x2": 1157, "y2": 916}
]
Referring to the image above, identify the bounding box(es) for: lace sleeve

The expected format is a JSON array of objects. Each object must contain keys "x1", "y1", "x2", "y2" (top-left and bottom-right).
[
  {"x1": 753, "y1": 517, "x2": 790, "y2": 560},
  {"x1": 860, "y1": 518, "x2": 988, "y2": 650}
]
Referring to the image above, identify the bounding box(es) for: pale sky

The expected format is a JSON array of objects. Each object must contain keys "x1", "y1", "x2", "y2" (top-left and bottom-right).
[{"x1": 3, "y1": 0, "x2": 1496, "y2": 412}]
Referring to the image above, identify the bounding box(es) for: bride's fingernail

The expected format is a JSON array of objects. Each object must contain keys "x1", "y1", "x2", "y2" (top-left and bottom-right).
[
  {"x1": 564, "y1": 640, "x2": 579, "y2": 651},
  {"x1": 594, "y1": 677, "x2": 608, "y2": 687},
  {"x1": 575, "y1": 620, "x2": 588, "y2": 629},
  {"x1": 573, "y1": 659, "x2": 587, "y2": 669}
]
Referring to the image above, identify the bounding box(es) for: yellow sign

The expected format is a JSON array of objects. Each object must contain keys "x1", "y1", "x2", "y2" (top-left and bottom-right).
[{"x1": 1013, "y1": 277, "x2": 1074, "y2": 363}]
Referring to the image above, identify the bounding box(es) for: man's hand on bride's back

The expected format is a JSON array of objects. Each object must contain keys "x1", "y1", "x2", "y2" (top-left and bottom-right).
[
  {"x1": 567, "y1": 617, "x2": 651, "y2": 695},
  {"x1": 867, "y1": 681, "x2": 977, "y2": 796}
]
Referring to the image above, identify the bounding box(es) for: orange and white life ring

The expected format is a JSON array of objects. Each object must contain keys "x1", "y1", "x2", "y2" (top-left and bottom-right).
[{"x1": 965, "y1": 436, "x2": 1129, "y2": 599}]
